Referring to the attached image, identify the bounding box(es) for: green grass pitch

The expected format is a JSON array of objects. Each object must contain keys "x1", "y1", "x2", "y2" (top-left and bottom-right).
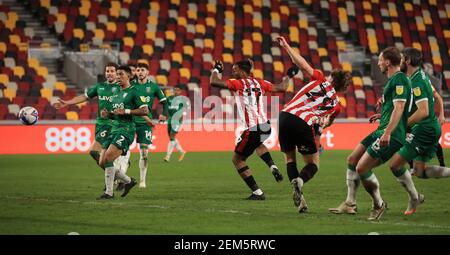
[{"x1": 0, "y1": 150, "x2": 449, "y2": 235}]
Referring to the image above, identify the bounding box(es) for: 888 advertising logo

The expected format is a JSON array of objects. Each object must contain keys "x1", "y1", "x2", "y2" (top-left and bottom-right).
[{"x1": 45, "y1": 127, "x2": 92, "y2": 152}]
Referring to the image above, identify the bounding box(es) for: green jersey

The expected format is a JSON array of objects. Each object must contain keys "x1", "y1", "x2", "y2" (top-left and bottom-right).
[
  {"x1": 167, "y1": 95, "x2": 190, "y2": 118},
  {"x1": 110, "y1": 85, "x2": 146, "y2": 135},
  {"x1": 85, "y1": 81, "x2": 120, "y2": 125},
  {"x1": 378, "y1": 71, "x2": 412, "y2": 143},
  {"x1": 132, "y1": 80, "x2": 166, "y2": 124},
  {"x1": 409, "y1": 68, "x2": 438, "y2": 128}
]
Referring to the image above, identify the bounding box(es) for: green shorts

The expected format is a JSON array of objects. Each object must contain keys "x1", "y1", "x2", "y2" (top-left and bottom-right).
[
  {"x1": 168, "y1": 121, "x2": 181, "y2": 136},
  {"x1": 135, "y1": 123, "x2": 153, "y2": 145},
  {"x1": 361, "y1": 130, "x2": 404, "y2": 163},
  {"x1": 103, "y1": 130, "x2": 132, "y2": 156},
  {"x1": 398, "y1": 124, "x2": 442, "y2": 163},
  {"x1": 95, "y1": 124, "x2": 112, "y2": 147}
]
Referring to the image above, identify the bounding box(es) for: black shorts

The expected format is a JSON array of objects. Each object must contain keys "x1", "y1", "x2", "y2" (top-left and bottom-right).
[
  {"x1": 278, "y1": 111, "x2": 318, "y2": 155},
  {"x1": 235, "y1": 122, "x2": 271, "y2": 158}
]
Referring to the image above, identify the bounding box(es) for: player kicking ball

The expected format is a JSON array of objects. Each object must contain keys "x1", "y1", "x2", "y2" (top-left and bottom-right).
[
  {"x1": 164, "y1": 85, "x2": 190, "y2": 162},
  {"x1": 210, "y1": 59, "x2": 291, "y2": 200},
  {"x1": 98, "y1": 65, "x2": 149, "y2": 199}
]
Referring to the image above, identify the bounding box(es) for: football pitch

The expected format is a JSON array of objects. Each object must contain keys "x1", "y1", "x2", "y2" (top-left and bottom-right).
[{"x1": 0, "y1": 150, "x2": 449, "y2": 235}]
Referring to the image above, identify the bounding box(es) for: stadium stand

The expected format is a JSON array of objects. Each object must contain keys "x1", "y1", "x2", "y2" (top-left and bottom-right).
[{"x1": 1, "y1": 0, "x2": 449, "y2": 120}]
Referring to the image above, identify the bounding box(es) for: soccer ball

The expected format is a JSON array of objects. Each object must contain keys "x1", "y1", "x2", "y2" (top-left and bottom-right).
[{"x1": 18, "y1": 106, "x2": 39, "y2": 125}]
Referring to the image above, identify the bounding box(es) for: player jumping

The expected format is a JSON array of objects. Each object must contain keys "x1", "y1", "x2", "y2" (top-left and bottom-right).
[
  {"x1": 210, "y1": 58, "x2": 290, "y2": 200},
  {"x1": 275, "y1": 36, "x2": 351, "y2": 213}
]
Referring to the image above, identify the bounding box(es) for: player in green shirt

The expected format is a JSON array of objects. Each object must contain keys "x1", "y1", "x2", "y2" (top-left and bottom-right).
[
  {"x1": 131, "y1": 63, "x2": 168, "y2": 188},
  {"x1": 391, "y1": 48, "x2": 449, "y2": 184},
  {"x1": 164, "y1": 85, "x2": 190, "y2": 162},
  {"x1": 329, "y1": 47, "x2": 419, "y2": 220},
  {"x1": 98, "y1": 65, "x2": 149, "y2": 199},
  {"x1": 54, "y1": 63, "x2": 129, "y2": 174}
]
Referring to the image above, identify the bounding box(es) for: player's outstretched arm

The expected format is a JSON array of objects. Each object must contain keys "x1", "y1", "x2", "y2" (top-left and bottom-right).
[
  {"x1": 275, "y1": 36, "x2": 314, "y2": 77},
  {"x1": 272, "y1": 65, "x2": 298, "y2": 92},
  {"x1": 272, "y1": 76, "x2": 291, "y2": 92},
  {"x1": 407, "y1": 100, "x2": 429, "y2": 127},
  {"x1": 53, "y1": 95, "x2": 88, "y2": 109},
  {"x1": 210, "y1": 60, "x2": 228, "y2": 89},
  {"x1": 112, "y1": 105, "x2": 149, "y2": 116},
  {"x1": 433, "y1": 89, "x2": 445, "y2": 125}
]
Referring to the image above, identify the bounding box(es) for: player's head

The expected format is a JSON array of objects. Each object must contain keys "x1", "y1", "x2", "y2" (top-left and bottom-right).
[
  {"x1": 378, "y1": 47, "x2": 402, "y2": 74},
  {"x1": 232, "y1": 59, "x2": 253, "y2": 78},
  {"x1": 105, "y1": 63, "x2": 118, "y2": 83},
  {"x1": 401, "y1": 47, "x2": 422, "y2": 72},
  {"x1": 128, "y1": 63, "x2": 137, "y2": 80},
  {"x1": 174, "y1": 85, "x2": 183, "y2": 96},
  {"x1": 330, "y1": 69, "x2": 352, "y2": 92},
  {"x1": 116, "y1": 65, "x2": 132, "y2": 86},
  {"x1": 136, "y1": 63, "x2": 149, "y2": 82}
]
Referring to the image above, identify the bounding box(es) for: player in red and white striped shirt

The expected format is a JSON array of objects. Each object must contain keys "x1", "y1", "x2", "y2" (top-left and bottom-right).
[
  {"x1": 210, "y1": 59, "x2": 292, "y2": 200},
  {"x1": 276, "y1": 36, "x2": 351, "y2": 213}
]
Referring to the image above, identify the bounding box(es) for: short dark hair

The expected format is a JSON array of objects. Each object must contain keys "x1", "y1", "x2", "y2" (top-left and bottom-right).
[
  {"x1": 381, "y1": 46, "x2": 402, "y2": 66},
  {"x1": 331, "y1": 69, "x2": 352, "y2": 92},
  {"x1": 235, "y1": 59, "x2": 253, "y2": 75},
  {"x1": 105, "y1": 62, "x2": 118, "y2": 70},
  {"x1": 402, "y1": 47, "x2": 422, "y2": 67},
  {"x1": 128, "y1": 62, "x2": 137, "y2": 68},
  {"x1": 117, "y1": 65, "x2": 132, "y2": 76},
  {"x1": 137, "y1": 63, "x2": 149, "y2": 69}
]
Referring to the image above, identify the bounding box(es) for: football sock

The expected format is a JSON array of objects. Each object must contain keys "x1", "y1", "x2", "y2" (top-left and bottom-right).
[
  {"x1": 115, "y1": 167, "x2": 131, "y2": 184},
  {"x1": 238, "y1": 166, "x2": 260, "y2": 192},
  {"x1": 167, "y1": 141, "x2": 175, "y2": 158},
  {"x1": 392, "y1": 167, "x2": 419, "y2": 201},
  {"x1": 436, "y1": 144, "x2": 445, "y2": 167},
  {"x1": 174, "y1": 139, "x2": 185, "y2": 153},
  {"x1": 104, "y1": 161, "x2": 116, "y2": 196},
  {"x1": 121, "y1": 150, "x2": 131, "y2": 174},
  {"x1": 259, "y1": 152, "x2": 275, "y2": 169},
  {"x1": 299, "y1": 163, "x2": 318, "y2": 183},
  {"x1": 346, "y1": 164, "x2": 359, "y2": 205},
  {"x1": 286, "y1": 162, "x2": 299, "y2": 181},
  {"x1": 89, "y1": 150, "x2": 101, "y2": 167},
  {"x1": 360, "y1": 171, "x2": 383, "y2": 208},
  {"x1": 139, "y1": 145, "x2": 148, "y2": 184},
  {"x1": 423, "y1": 165, "x2": 450, "y2": 178}
]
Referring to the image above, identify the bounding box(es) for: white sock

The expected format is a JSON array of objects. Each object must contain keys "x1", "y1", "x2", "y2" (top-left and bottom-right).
[
  {"x1": 361, "y1": 173, "x2": 383, "y2": 208},
  {"x1": 121, "y1": 150, "x2": 131, "y2": 174},
  {"x1": 167, "y1": 140, "x2": 175, "y2": 158},
  {"x1": 115, "y1": 167, "x2": 131, "y2": 184},
  {"x1": 253, "y1": 189, "x2": 263, "y2": 195},
  {"x1": 424, "y1": 165, "x2": 450, "y2": 178},
  {"x1": 174, "y1": 139, "x2": 184, "y2": 153},
  {"x1": 139, "y1": 147, "x2": 148, "y2": 184},
  {"x1": 396, "y1": 169, "x2": 418, "y2": 201},
  {"x1": 345, "y1": 169, "x2": 360, "y2": 205},
  {"x1": 104, "y1": 166, "x2": 116, "y2": 196},
  {"x1": 270, "y1": 165, "x2": 277, "y2": 172}
]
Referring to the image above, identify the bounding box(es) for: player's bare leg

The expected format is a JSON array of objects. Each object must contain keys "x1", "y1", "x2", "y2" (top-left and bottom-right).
[
  {"x1": 255, "y1": 144, "x2": 283, "y2": 182},
  {"x1": 390, "y1": 153, "x2": 423, "y2": 215},
  {"x1": 99, "y1": 145, "x2": 136, "y2": 199},
  {"x1": 232, "y1": 153, "x2": 265, "y2": 200},
  {"x1": 329, "y1": 144, "x2": 366, "y2": 214},
  {"x1": 356, "y1": 152, "x2": 386, "y2": 220},
  {"x1": 139, "y1": 144, "x2": 148, "y2": 188}
]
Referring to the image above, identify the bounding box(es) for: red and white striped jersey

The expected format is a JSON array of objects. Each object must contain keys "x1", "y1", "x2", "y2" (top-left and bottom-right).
[
  {"x1": 226, "y1": 77, "x2": 273, "y2": 128},
  {"x1": 283, "y1": 69, "x2": 340, "y2": 126}
]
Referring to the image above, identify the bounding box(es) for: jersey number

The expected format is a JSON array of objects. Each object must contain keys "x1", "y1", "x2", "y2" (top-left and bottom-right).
[{"x1": 305, "y1": 84, "x2": 334, "y2": 110}]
